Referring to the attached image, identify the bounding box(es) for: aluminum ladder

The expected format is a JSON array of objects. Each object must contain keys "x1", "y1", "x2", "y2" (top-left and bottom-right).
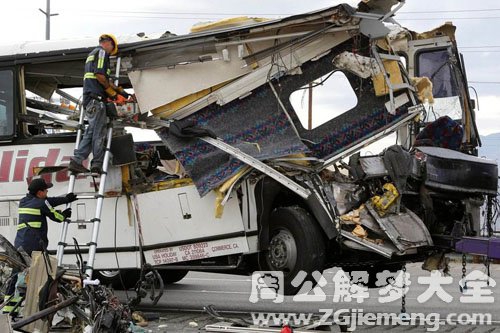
[
  {"x1": 55, "y1": 107, "x2": 114, "y2": 284},
  {"x1": 56, "y1": 57, "x2": 123, "y2": 284}
]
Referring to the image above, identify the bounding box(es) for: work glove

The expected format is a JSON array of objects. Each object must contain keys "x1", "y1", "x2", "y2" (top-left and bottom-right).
[
  {"x1": 116, "y1": 86, "x2": 130, "y2": 99},
  {"x1": 62, "y1": 208, "x2": 72, "y2": 220},
  {"x1": 105, "y1": 86, "x2": 117, "y2": 99},
  {"x1": 65, "y1": 192, "x2": 78, "y2": 203}
]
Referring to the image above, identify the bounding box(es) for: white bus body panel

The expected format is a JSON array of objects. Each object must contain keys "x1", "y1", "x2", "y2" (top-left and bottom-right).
[{"x1": 1, "y1": 142, "x2": 250, "y2": 270}]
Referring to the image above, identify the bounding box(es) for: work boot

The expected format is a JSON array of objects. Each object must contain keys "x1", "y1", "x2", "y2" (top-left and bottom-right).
[
  {"x1": 90, "y1": 165, "x2": 103, "y2": 174},
  {"x1": 68, "y1": 159, "x2": 89, "y2": 174}
]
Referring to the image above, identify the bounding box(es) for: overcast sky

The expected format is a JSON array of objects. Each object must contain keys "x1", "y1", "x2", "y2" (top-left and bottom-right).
[{"x1": 1, "y1": 0, "x2": 499, "y2": 137}]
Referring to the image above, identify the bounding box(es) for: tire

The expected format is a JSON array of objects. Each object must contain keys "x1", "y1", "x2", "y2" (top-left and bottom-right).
[
  {"x1": 95, "y1": 269, "x2": 139, "y2": 290},
  {"x1": 262, "y1": 206, "x2": 326, "y2": 295},
  {"x1": 158, "y1": 270, "x2": 188, "y2": 284}
]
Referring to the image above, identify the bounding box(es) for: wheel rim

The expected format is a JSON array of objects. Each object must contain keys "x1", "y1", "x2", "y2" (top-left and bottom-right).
[
  {"x1": 98, "y1": 270, "x2": 120, "y2": 278},
  {"x1": 267, "y1": 228, "x2": 297, "y2": 273}
]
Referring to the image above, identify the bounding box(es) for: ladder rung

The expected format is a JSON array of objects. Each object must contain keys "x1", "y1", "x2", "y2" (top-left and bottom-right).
[
  {"x1": 58, "y1": 241, "x2": 97, "y2": 247},
  {"x1": 392, "y1": 83, "x2": 415, "y2": 91},
  {"x1": 74, "y1": 219, "x2": 101, "y2": 224},
  {"x1": 67, "y1": 194, "x2": 106, "y2": 199},
  {"x1": 379, "y1": 53, "x2": 402, "y2": 61},
  {"x1": 72, "y1": 172, "x2": 102, "y2": 177}
]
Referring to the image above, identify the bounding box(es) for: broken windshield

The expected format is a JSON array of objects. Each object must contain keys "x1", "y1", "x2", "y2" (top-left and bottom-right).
[{"x1": 417, "y1": 49, "x2": 458, "y2": 98}]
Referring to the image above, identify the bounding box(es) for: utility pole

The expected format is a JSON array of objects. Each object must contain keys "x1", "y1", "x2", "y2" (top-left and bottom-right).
[{"x1": 39, "y1": 0, "x2": 59, "y2": 40}]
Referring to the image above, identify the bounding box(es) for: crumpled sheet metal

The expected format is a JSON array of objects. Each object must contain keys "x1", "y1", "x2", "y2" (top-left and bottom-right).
[{"x1": 359, "y1": 0, "x2": 400, "y2": 15}]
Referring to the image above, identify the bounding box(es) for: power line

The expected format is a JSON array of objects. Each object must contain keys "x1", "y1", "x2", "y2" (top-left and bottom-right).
[
  {"x1": 75, "y1": 12, "x2": 500, "y2": 21},
  {"x1": 459, "y1": 46, "x2": 500, "y2": 49},
  {"x1": 397, "y1": 17, "x2": 500, "y2": 21},
  {"x1": 398, "y1": 8, "x2": 500, "y2": 14},
  {"x1": 73, "y1": 8, "x2": 500, "y2": 16},
  {"x1": 468, "y1": 81, "x2": 500, "y2": 84},
  {"x1": 461, "y1": 50, "x2": 500, "y2": 53}
]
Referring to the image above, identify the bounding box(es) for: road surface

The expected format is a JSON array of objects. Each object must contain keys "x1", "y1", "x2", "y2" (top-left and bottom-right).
[{"x1": 117, "y1": 262, "x2": 500, "y2": 332}]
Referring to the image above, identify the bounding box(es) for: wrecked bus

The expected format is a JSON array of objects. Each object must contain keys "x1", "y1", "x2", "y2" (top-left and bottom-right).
[{"x1": 0, "y1": 1, "x2": 498, "y2": 295}]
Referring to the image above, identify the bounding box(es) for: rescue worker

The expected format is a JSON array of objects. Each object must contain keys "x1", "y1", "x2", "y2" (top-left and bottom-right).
[
  {"x1": 2, "y1": 178, "x2": 78, "y2": 317},
  {"x1": 68, "y1": 33, "x2": 130, "y2": 174}
]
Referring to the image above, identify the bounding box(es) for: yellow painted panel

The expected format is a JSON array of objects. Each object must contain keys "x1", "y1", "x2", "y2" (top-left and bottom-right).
[{"x1": 372, "y1": 59, "x2": 404, "y2": 97}]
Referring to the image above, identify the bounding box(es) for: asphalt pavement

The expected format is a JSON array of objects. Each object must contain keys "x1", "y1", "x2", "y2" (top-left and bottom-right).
[{"x1": 116, "y1": 262, "x2": 500, "y2": 332}]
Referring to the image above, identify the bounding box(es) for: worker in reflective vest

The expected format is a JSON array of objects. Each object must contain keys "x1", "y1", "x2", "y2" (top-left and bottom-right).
[
  {"x1": 69, "y1": 33, "x2": 131, "y2": 175},
  {"x1": 2, "y1": 178, "x2": 77, "y2": 316},
  {"x1": 15, "y1": 178, "x2": 76, "y2": 254}
]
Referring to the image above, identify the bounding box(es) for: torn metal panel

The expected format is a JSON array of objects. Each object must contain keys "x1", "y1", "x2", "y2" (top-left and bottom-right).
[
  {"x1": 146, "y1": 30, "x2": 354, "y2": 118},
  {"x1": 365, "y1": 202, "x2": 434, "y2": 252},
  {"x1": 128, "y1": 45, "x2": 251, "y2": 113},
  {"x1": 359, "y1": 156, "x2": 388, "y2": 179},
  {"x1": 341, "y1": 230, "x2": 396, "y2": 258},
  {"x1": 358, "y1": 0, "x2": 401, "y2": 16},
  {"x1": 130, "y1": 39, "x2": 218, "y2": 69},
  {"x1": 359, "y1": 18, "x2": 391, "y2": 39}
]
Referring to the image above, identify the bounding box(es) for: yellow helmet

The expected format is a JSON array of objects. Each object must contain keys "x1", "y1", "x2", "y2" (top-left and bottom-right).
[{"x1": 99, "y1": 33, "x2": 118, "y2": 55}]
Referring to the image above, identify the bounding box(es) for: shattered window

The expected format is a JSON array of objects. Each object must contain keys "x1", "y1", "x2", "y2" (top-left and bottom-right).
[
  {"x1": 289, "y1": 71, "x2": 358, "y2": 130},
  {"x1": 417, "y1": 49, "x2": 458, "y2": 98},
  {"x1": 0, "y1": 70, "x2": 15, "y2": 138}
]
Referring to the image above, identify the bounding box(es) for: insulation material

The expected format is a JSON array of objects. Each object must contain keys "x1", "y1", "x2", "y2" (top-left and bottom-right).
[
  {"x1": 159, "y1": 83, "x2": 309, "y2": 197},
  {"x1": 190, "y1": 17, "x2": 270, "y2": 33},
  {"x1": 332, "y1": 51, "x2": 380, "y2": 79},
  {"x1": 410, "y1": 77, "x2": 434, "y2": 104},
  {"x1": 412, "y1": 22, "x2": 457, "y2": 42},
  {"x1": 352, "y1": 225, "x2": 368, "y2": 238},
  {"x1": 340, "y1": 206, "x2": 362, "y2": 224},
  {"x1": 214, "y1": 166, "x2": 250, "y2": 218},
  {"x1": 371, "y1": 59, "x2": 404, "y2": 96},
  {"x1": 159, "y1": 159, "x2": 187, "y2": 178}
]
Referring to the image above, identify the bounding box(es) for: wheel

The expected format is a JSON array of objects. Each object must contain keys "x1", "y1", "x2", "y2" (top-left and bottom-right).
[
  {"x1": 158, "y1": 270, "x2": 188, "y2": 284},
  {"x1": 262, "y1": 206, "x2": 326, "y2": 295},
  {"x1": 95, "y1": 269, "x2": 139, "y2": 290}
]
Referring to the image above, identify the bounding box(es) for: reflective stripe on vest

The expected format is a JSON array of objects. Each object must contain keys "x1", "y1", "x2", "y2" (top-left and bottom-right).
[
  {"x1": 2, "y1": 295, "x2": 23, "y2": 313},
  {"x1": 17, "y1": 221, "x2": 42, "y2": 230},
  {"x1": 97, "y1": 49, "x2": 105, "y2": 69},
  {"x1": 86, "y1": 55, "x2": 95, "y2": 63},
  {"x1": 84, "y1": 72, "x2": 96, "y2": 79},
  {"x1": 50, "y1": 207, "x2": 64, "y2": 222},
  {"x1": 18, "y1": 208, "x2": 41, "y2": 215}
]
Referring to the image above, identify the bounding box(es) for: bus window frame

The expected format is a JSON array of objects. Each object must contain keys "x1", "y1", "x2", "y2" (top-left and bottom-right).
[{"x1": 0, "y1": 67, "x2": 17, "y2": 142}]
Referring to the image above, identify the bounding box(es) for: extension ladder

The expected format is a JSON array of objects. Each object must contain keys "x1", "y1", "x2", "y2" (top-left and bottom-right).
[
  {"x1": 55, "y1": 107, "x2": 114, "y2": 284},
  {"x1": 56, "y1": 57, "x2": 125, "y2": 285}
]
